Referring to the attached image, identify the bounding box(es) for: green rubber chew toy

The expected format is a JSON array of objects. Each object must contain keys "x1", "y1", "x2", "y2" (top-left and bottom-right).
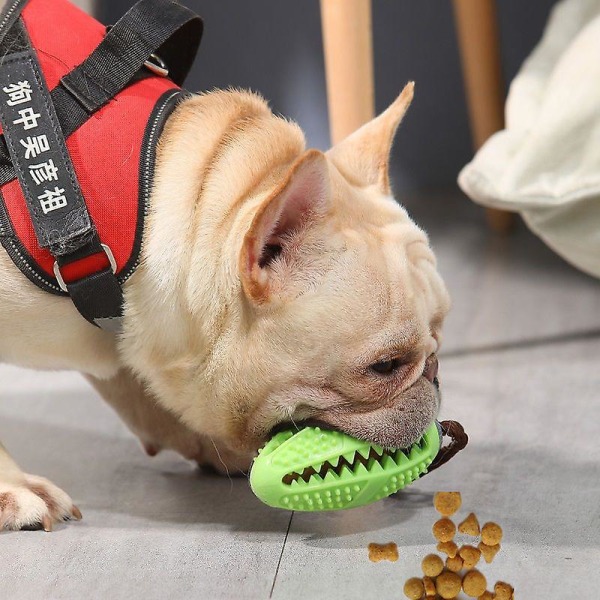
[{"x1": 250, "y1": 421, "x2": 443, "y2": 511}]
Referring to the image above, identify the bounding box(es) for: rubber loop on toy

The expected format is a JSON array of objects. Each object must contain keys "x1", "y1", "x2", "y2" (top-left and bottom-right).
[{"x1": 427, "y1": 420, "x2": 468, "y2": 472}]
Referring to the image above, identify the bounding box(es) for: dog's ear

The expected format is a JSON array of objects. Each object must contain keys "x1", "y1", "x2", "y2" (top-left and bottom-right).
[
  {"x1": 327, "y1": 81, "x2": 414, "y2": 194},
  {"x1": 240, "y1": 149, "x2": 330, "y2": 304}
]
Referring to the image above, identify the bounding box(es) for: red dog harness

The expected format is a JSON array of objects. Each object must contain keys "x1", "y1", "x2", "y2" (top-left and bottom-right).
[{"x1": 0, "y1": 0, "x2": 202, "y2": 330}]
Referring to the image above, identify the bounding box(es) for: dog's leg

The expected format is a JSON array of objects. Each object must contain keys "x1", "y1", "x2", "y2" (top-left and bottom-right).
[
  {"x1": 0, "y1": 441, "x2": 81, "y2": 531},
  {"x1": 85, "y1": 368, "x2": 253, "y2": 475}
]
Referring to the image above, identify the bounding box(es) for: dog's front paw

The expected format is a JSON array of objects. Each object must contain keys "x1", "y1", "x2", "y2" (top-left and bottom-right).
[{"x1": 0, "y1": 474, "x2": 81, "y2": 532}]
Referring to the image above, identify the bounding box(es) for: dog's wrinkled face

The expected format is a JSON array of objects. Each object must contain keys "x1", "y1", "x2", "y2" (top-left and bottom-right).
[
  {"x1": 231, "y1": 83, "x2": 450, "y2": 452},
  {"x1": 128, "y1": 83, "x2": 450, "y2": 460}
]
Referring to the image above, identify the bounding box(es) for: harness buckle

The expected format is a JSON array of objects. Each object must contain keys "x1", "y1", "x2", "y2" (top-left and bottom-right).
[{"x1": 53, "y1": 243, "x2": 117, "y2": 293}]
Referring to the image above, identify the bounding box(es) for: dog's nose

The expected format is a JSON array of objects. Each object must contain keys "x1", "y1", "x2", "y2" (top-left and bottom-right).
[{"x1": 422, "y1": 354, "x2": 439, "y2": 383}]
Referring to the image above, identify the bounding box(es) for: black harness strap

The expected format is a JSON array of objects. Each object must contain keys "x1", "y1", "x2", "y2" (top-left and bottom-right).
[
  {"x1": 58, "y1": 0, "x2": 202, "y2": 127},
  {"x1": 0, "y1": 21, "x2": 124, "y2": 329},
  {"x1": 0, "y1": 0, "x2": 30, "y2": 46},
  {"x1": 0, "y1": 0, "x2": 203, "y2": 186},
  {"x1": 0, "y1": 0, "x2": 203, "y2": 330},
  {"x1": 0, "y1": 27, "x2": 90, "y2": 255}
]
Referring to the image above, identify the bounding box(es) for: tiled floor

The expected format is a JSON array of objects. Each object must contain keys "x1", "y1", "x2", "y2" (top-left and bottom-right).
[{"x1": 1, "y1": 191, "x2": 599, "y2": 599}]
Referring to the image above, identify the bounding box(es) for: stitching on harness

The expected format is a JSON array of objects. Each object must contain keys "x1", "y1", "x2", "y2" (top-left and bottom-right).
[
  {"x1": 0, "y1": 0, "x2": 25, "y2": 38},
  {"x1": 6, "y1": 237, "x2": 61, "y2": 291},
  {"x1": 119, "y1": 89, "x2": 183, "y2": 283}
]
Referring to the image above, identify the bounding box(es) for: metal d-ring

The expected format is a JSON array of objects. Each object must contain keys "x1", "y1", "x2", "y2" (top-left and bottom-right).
[
  {"x1": 53, "y1": 244, "x2": 117, "y2": 293},
  {"x1": 144, "y1": 53, "x2": 169, "y2": 78}
]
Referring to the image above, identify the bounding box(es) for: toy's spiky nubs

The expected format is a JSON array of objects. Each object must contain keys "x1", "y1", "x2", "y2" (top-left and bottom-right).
[{"x1": 250, "y1": 421, "x2": 446, "y2": 511}]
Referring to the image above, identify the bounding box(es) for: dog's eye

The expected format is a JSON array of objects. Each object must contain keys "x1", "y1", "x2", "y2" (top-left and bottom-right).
[{"x1": 370, "y1": 358, "x2": 403, "y2": 375}]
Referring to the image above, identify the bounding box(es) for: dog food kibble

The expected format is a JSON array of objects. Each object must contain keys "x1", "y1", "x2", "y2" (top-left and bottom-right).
[
  {"x1": 421, "y1": 553, "x2": 444, "y2": 578},
  {"x1": 401, "y1": 493, "x2": 514, "y2": 600},
  {"x1": 459, "y1": 544, "x2": 481, "y2": 569},
  {"x1": 458, "y1": 512, "x2": 480, "y2": 536},
  {"x1": 462, "y1": 570, "x2": 487, "y2": 597},
  {"x1": 478, "y1": 542, "x2": 501, "y2": 564},
  {"x1": 367, "y1": 542, "x2": 398, "y2": 562},
  {"x1": 494, "y1": 581, "x2": 514, "y2": 600},
  {"x1": 403, "y1": 577, "x2": 425, "y2": 600},
  {"x1": 433, "y1": 492, "x2": 462, "y2": 516},
  {"x1": 435, "y1": 570, "x2": 462, "y2": 599},
  {"x1": 432, "y1": 518, "x2": 456, "y2": 542},
  {"x1": 437, "y1": 540, "x2": 459, "y2": 558},
  {"x1": 481, "y1": 522, "x2": 503, "y2": 546},
  {"x1": 445, "y1": 554, "x2": 464, "y2": 573},
  {"x1": 423, "y1": 576, "x2": 437, "y2": 596}
]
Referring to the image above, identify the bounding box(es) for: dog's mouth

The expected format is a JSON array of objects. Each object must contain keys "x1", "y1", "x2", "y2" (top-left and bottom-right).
[
  {"x1": 268, "y1": 417, "x2": 326, "y2": 439},
  {"x1": 423, "y1": 354, "x2": 439, "y2": 386},
  {"x1": 262, "y1": 356, "x2": 441, "y2": 452}
]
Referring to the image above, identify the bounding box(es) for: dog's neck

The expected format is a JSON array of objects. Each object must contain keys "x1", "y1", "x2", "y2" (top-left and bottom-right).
[{"x1": 117, "y1": 90, "x2": 306, "y2": 424}]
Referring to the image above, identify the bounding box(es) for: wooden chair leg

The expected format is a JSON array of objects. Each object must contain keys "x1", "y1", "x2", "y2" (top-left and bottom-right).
[
  {"x1": 320, "y1": 0, "x2": 375, "y2": 145},
  {"x1": 452, "y1": 0, "x2": 514, "y2": 233}
]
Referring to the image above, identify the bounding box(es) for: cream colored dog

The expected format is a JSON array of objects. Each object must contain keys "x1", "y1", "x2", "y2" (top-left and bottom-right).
[{"x1": 0, "y1": 82, "x2": 450, "y2": 531}]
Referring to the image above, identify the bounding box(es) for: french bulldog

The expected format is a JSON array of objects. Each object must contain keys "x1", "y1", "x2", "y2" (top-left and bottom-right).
[{"x1": 0, "y1": 81, "x2": 450, "y2": 531}]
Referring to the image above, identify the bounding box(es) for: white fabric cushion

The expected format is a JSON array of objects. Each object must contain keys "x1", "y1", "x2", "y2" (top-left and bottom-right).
[{"x1": 458, "y1": 0, "x2": 600, "y2": 278}]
